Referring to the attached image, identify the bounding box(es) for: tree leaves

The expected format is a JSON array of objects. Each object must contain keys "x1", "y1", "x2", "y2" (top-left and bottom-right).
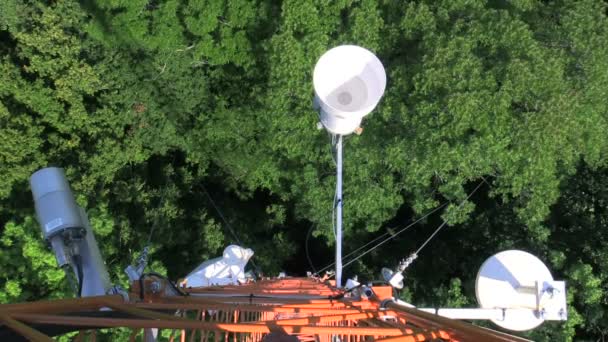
[{"x1": 1, "y1": 1, "x2": 608, "y2": 339}]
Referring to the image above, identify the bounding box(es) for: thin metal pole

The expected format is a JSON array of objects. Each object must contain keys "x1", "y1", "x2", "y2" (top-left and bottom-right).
[{"x1": 335, "y1": 135, "x2": 343, "y2": 288}]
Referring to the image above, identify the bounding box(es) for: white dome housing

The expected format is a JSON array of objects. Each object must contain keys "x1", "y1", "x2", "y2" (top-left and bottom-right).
[{"x1": 313, "y1": 45, "x2": 386, "y2": 135}]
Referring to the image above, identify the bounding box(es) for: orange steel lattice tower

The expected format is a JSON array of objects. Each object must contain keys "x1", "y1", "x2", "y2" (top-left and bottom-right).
[{"x1": 0, "y1": 277, "x2": 531, "y2": 342}]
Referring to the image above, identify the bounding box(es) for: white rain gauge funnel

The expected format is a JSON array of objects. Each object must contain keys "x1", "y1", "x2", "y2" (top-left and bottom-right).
[{"x1": 313, "y1": 45, "x2": 386, "y2": 135}]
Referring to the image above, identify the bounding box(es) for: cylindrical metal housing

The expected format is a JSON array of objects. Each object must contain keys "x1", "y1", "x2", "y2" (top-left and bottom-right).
[{"x1": 30, "y1": 167, "x2": 85, "y2": 239}]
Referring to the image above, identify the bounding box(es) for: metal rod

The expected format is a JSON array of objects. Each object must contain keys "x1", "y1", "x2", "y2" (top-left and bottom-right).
[
  {"x1": 417, "y1": 308, "x2": 506, "y2": 320},
  {"x1": 384, "y1": 300, "x2": 532, "y2": 342},
  {"x1": 336, "y1": 134, "x2": 343, "y2": 288},
  {"x1": 250, "y1": 312, "x2": 401, "y2": 327},
  {"x1": 0, "y1": 314, "x2": 54, "y2": 342}
]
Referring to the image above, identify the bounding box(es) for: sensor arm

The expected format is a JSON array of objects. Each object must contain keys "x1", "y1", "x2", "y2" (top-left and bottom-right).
[
  {"x1": 396, "y1": 279, "x2": 568, "y2": 325},
  {"x1": 416, "y1": 307, "x2": 567, "y2": 322}
]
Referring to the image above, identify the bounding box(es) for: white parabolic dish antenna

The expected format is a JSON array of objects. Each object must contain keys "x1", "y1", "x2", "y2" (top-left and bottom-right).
[
  {"x1": 313, "y1": 45, "x2": 386, "y2": 135},
  {"x1": 476, "y1": 250, "x2": 554, "y2": 331}
]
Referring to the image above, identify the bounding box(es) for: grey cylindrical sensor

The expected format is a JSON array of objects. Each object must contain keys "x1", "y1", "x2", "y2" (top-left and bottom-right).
[
  {"x1": 30, "y1": 167, "x2": 85, "y2": 239},
  {"x1": 49, "y1": 236, "x2": 70, "y2": 268}
]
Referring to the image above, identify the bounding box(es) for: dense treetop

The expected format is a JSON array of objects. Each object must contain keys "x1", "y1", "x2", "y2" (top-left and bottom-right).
[{"x1": 1, "y1": 1, "x2": 607, "y2": 340}]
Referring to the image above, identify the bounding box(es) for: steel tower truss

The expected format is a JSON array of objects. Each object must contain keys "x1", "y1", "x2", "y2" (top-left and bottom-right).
[{"x1": 0, "y1": 277, "x2": 531, "y2": 342}]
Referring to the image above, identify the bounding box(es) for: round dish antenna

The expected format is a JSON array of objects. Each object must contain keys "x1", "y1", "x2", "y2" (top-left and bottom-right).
[
  {"x1": 475, "y1": 250, "x2": 554, "y2": 331},
  {"x1": 313, "y1": 45, "x2": 386, "y2": 135}
]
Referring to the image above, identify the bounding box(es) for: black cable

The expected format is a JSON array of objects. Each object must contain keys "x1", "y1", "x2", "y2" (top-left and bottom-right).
[
  {"x1": 327, "y1": 283, "x2": 363, "y2": 300},
  {"x1": 305, "y1": 223, "x2": 318, "y2": 275},
  {"x1": 329, "y1": 132, "x2": 337, "y2": 165},
  {"x1": 320, "y1": 202, "x2": 449, "y2": 272},
  {"x1": 138, "y1": 273, "x2": 146, "y2": 300},
  {"x1": 200, "y1": 184, "x2": 243, "y2": 246},
  {"x1": 366, "y1": 280, "x2": 391, "y2": 286},
  {"x1": 393, "y1": 287, "x2": 401, "y2": 299},
  {"x1": 199, "y1": 184, "x2": 262, "y2": 279},
  {"x1": 139, "y1": 272, "x2": 188, "y2": 300},
  {"x1": 72, "y1": 254, "x2": 84, "y2": 298},
  {"x1": 62, "y1": 264, "x2": 78, "y2": 294},
  {"x1": 414, "y1": 180, "x2": 485, "y2": 255},
  {"x1": 142, "y1": 169, "x2": 172, "y2": 259},
  {"x1": 146, "y1": 190, "x2": 166, "y2": 247}
]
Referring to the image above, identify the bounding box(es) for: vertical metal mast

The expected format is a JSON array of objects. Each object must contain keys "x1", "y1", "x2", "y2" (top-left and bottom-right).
[
  {"x1": 335, "y1": 134, "x2": 343, "y2": 288},
  {"x1": 313, "y1": 44, "x2": 386, "y2": 288}
]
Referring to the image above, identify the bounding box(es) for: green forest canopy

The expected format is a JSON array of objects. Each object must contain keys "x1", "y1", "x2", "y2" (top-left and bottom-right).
[{"x1": 1, "y1": 0, "x2": 608, "y2": 340}]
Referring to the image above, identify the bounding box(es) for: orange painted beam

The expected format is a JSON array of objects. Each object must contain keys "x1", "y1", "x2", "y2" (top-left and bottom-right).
[
  {"x1": 253, "y1": 312, "x2": 411, "y2": 332},
  {"x1": 0, "y1": 295, "x2": 123, "y2": 314},
  {"x1": 370, "y1": 286, "x2": 393, "y2": 300},
  {"x1": 186, "y1": 290, "x2": 341, "y2": 296},
  {"x1": 102, "y1": 301, "x2": 186, "y2": 321},
  {"x1": 279, "y1": 300, "x2": 376, "y2": 309},
  {"x1": 12, "y1": 313, "x2": 418, "y2": 336},
  {"x1": 189, "y1": 286, "x2": 337, "y2": 292},
  {"x1": 159, "y1": 296, "x2": 319, "y2": 305},
  {"x1": 135, "y1": 302, "x2": 369, "y2": 315},
  {"x1": 155, "y1": 296, "x2": 379, "y2": 312},
  {"x1": 374, "y1": 330, "x2": 452, "y2": 342},
  {"x1": 188, "y1": 280, "x2": 334, "y2": 289}
]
